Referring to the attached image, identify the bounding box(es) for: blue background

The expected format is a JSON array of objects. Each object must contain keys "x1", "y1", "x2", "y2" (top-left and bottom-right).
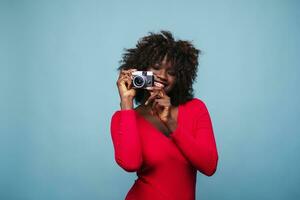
[{"x1": 1, "y1": 0, "x2": 300, "y2": 199}]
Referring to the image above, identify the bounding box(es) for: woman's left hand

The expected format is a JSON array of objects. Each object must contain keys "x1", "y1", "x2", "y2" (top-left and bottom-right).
[{"x1": 145, "y1": 86, "x2": 171, "y2": 124}]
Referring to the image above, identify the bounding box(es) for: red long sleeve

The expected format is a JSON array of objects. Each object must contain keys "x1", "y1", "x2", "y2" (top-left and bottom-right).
[
  {"x1": 169, "y1": 98, "x2": 219, "y2": 176},
  {"x1": 110, "y1": 98, "x2": 219, "y2": 200},
  {"x1": 110, "y1": 109, "x2": 143, "y2": 172}
]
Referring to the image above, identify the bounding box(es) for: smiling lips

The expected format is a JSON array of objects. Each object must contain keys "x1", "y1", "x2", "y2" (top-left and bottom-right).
[{"x1": 154, "y1": 81, "x2": 167, "y2": 88}]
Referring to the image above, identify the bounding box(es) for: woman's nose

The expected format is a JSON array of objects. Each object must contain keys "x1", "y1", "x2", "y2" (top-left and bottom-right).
[{"x1": 156, "y1": 69, "x2": 167, "y2": 80}]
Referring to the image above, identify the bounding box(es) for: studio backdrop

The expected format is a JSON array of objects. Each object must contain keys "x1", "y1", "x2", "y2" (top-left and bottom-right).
[{"x1": 1, "y1": 0, "x2": 299, "y2": 200}]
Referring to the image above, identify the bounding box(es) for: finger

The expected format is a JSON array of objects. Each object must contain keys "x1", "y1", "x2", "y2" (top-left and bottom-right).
[
  {"x1": 118, "y1": 76, "x2": 129, "y2": 86},
  {"x1": 153, "y1": 100, "x2": 164, "y2": 112},
  {"x1": 146, "y1": 87, "x2": 164, "y2": 98},
  {"x1": 153, "y1": 99, "x2": 170, "y2": 111},
  {"x1": 118, "y1": 76, "x2": 131, "y2": 90},
  {"x1": 127, "y1": 75, "x2": 133, "y2": 88},
  {"x1": 118, "y1": 77, "x2": 128, "y2": 91},
  {"x1": 130, "y1": 68, "x2": 137, "y2": 72},
  {"x1": 151, "y1": 108, "x2": 158, "y2": 116},
  {"x1": 127, "y1": 69, "x2": 138, "y2": 79},
  {"x1": 145, "y1": 86, "x2": 154, "y2": 90},
  {"x1": 158, "y1": 88, "x2": 166, "y2": 96},
  {"x1": 145, "y1": 86, "x2": 163, "y2": 91},
  {"x1": 155, "y1": 89, "x2": 168, "y2": 100},
  {"x1": 120, "y1": 68, "x2": 137, "y2": 76},
  {"x1": 119, "y1": 74, "x2": 130, "y2": 83},
  {"x1": 123, "y1": 75, "x2": 133, "y2": 89},
  {"x1": 150, "y1": 109, "x2": 154, "y2": 115},
  {"x1": 145, "y1": 93, "x2": 157, "y2": 105},
  {"x1": 156, "y1": 90, "x2": 163, "y2": 99},
  {"x1": 121, "y1": 68, "x2": 135, "y2": 72},
  {"x1": 121, "y1": 69, "x2": 130, "y2": 75},
  {"x1": 151, "y1": 90, "x2": 164, "y2": 100},
  {"x1": 145, "y1": 91, "x2": 159, "y2": 105},
  {"x1": 152, "y1": 101, "x2": 164, "y2": 117},
  {"x1": 152, "y1": 99, "x2": 158, "y2": 110},
  {"x1": 151, "y1": 106, "x2": 159, "y2": 116},
  {"x1": 154, "y1": 98, "x2": 170, "y2": 106},
  {"x1": 124, "y1": 68, "x2": 138, "y2": 74},
  {"x1": 119, "y1": 69, "x2": 130, "y2": 79}
]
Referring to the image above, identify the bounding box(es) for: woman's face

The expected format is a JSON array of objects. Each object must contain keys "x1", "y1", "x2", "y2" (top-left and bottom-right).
[{"x1": 147, "y1": 55, "x2": 177, "y2": 94}]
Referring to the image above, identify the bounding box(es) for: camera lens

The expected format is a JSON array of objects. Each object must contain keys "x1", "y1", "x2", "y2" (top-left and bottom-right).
[{"x1": 133, "y1": 76, "x2": 145, "y2": 88}]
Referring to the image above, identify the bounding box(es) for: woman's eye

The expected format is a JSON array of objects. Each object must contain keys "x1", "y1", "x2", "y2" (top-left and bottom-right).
[
  {"x1": 168, "y1": 70, "x2": 176, "y2": 76},
  {"x1": 152, "y1": 65, "x2": 160, "y2": 70}
]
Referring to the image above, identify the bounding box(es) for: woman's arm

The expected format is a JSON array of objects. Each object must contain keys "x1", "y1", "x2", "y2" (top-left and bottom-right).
[
  {"x1": 111, "y1": 68, "x2": 142, "y2": 172},
  {"x1": 169, "y1": 99, "x2": 219, "y2": 176},
  {"x1": 110, "y1": 109, "x2": 143, "y2": 172}
]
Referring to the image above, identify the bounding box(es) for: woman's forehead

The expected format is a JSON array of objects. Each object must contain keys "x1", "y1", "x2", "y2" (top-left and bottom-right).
[{"x1": 155, "y1": 55, "x2": 174, "y2": 67}]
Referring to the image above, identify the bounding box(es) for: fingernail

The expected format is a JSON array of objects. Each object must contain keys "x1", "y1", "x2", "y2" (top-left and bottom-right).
[{"x1": 145, "y1": 101, "x2": 148, "y2": 105}]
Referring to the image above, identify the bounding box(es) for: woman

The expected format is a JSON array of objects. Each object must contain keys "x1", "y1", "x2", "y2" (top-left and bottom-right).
[{"x1": 110, "y1": 30, "x2": 219, "y2": 200}]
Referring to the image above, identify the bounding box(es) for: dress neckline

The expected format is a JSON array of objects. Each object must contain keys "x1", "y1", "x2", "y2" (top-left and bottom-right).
[{"x1": 134, "y1": 104, "x2": 181, "y2": 139}]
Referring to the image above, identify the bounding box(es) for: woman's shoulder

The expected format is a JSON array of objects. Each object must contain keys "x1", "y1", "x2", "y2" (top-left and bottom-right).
[
  {"x1": 111, "y1": 108, "x2": 136, "y2": 121},
  {"x1": 181, "y1": 97, "x2": 209, "y2": 115},
  {"x1": 182, "y1": 97, "x2": 207, "y2": 108}
]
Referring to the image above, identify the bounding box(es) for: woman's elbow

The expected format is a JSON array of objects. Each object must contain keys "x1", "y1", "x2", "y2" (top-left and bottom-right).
[
  {"x1": 115, "y1": 157, "x2": 143, "y2": 172},
  {"x1": 196, "y1": 150, "x2": 218, "y2": 176},
  {"x1": 204, "y1": 154, "x2": 219, "y2": 176}
]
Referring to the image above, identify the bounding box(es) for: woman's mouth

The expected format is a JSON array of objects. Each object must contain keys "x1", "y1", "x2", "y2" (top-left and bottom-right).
[{"x1": 154, "y1": 81, "x2": 167, "y2": 88}]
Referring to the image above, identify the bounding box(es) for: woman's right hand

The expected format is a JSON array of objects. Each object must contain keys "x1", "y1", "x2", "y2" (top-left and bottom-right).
[{"x1": 117, "y1": 68, "x2": 137, "y2": 104}]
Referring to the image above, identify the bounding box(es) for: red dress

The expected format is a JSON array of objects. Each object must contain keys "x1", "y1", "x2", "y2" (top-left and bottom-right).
[{"x1": 110, "y1": 98, "x2": 219, "y2": 200}]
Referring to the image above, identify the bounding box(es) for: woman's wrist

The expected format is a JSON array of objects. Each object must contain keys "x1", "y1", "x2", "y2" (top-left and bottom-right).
[
  {"x1": 165, "y1": 117, "x2": 177, "y2": 132},
  {"x1": 120, "y1": 97, "x2": 134, "y2": 110}
]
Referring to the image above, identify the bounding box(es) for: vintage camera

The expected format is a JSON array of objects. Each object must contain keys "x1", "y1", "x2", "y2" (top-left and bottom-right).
[{"x1": 132, "y1": 71, "x2": 154, "y2": 89}]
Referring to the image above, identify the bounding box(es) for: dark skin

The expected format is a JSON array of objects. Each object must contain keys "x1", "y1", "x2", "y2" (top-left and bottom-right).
[{"x1": 116, "y1": 55, "x2": 178, "y2": 137}]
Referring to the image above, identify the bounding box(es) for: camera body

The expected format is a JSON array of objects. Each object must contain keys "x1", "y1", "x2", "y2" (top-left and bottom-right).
[{"x1": 132, "y1": 71, "x2": 154, "y2": 89}]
